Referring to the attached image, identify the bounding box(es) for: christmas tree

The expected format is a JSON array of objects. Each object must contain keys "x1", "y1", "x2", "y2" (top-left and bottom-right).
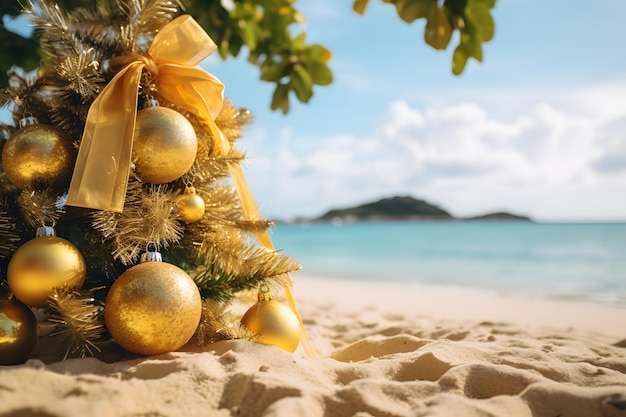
[{"x1": 0, "y1": 0, "x2": 305, "y2": 365}]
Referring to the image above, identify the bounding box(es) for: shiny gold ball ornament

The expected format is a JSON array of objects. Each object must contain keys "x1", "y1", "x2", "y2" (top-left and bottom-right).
[
  {"x1": 1, "y1": 117, "x2": 74, "y2": 190},
  {"x1": 104, "y1": 251, "x2": 202, "y2": 355},
  {"x1": 175, "y1": 186, "x2": 206, "y2": 224},
  {"x1": 241, "y1": 285, "x2": 301, "y2": 352},
  {"x1": 0, "y1": 298, "x2": 39, "y2": 365},
  {"x1": 7, "y1": 226, "x2": 86, "y2": 308},
  {"x1": 132, "y1": 101, "x2": 198, "y2": 184}
]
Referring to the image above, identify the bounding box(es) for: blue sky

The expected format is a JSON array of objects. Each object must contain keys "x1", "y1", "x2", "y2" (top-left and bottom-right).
[
  {"x1": 207, "y1": 0, "x2": 626, "y2": 222},
  {"x1": 4, "y1": 1, "x2": 626, "y2": 221}
]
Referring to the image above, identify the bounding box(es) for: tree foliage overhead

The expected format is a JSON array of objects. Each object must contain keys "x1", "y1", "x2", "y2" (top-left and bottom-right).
[
  {"x1": 0, "y1": 0, "x2": 496, "y2": 114},
  {"x1": 356, "y1": 0, "x2": 496, "y2": 75}
]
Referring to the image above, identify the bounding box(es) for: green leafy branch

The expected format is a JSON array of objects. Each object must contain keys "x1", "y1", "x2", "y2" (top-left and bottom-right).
[
  {"x1": 185, "y1": 0, "x2": 333, "y2": 114},
  {"x1": 1, "y1": 0, "x2": 496, "y2": 113},
  {"x1": 354, "y1": 0, "x2": 496, "y2": 74}
]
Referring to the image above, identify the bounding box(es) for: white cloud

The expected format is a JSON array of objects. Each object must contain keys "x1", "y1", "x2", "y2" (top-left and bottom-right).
[{"x1": 241, "y1": 89, "x2": 626, "y2": 222}]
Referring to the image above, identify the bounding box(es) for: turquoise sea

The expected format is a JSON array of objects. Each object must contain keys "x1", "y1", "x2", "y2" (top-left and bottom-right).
[{"x1": 269, "y1": 222, "x2": 626, "y2": 305}]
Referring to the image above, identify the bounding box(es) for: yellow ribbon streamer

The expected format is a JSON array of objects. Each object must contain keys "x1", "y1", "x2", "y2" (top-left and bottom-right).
[
  {"x1": 229, "y1": 164, "x2": 318, "y2": 358},
  {"x1": 67, "y1": 15, "x2": 225, "y2": 212}
]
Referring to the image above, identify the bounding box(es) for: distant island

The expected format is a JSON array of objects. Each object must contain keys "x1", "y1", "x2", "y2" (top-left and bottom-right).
[
  {"x1": 465, "y1": 212, "x2": 531, "y2": 221},
  {"x1": 298, "y1": 196, "x2": 531, "y2": 223}
]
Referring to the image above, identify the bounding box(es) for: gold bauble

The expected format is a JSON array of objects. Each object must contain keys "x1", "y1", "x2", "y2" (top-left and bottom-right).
[
  {"x1": 104, "y1": 253, "x2": 202, "y2": 355},
  {"x1": 132, "y1": 105, "x2": 198, "y2": 184},
  {"x1": 7, "y1": 227, "x2": 86, "y2": 308},
  {"x1": 1, "y1": 118, "x2": 74, "y2": 190},
  {"x1": 241, "y1": 287, "x2": 301, "y2": 352},
  {"x1": 175, "y1": 186, "x2": 206, "y2": 224},
  {"x1": 0, "y1": 298, "x2": 39, "y2": 365}
]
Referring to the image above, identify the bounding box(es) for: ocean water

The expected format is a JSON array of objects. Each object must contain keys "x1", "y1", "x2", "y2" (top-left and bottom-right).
[{"x1": 268, "y1": 221, "x2": 626, "y2": 305}]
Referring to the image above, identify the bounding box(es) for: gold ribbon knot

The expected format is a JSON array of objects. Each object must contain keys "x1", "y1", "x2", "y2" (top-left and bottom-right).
[{"x1": 66, "y1": 15, "x2": 225, "y2": 212}]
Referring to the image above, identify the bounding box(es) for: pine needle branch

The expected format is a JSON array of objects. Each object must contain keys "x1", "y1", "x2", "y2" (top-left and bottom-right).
[
  {"x1": 56, "y1": 50, "x2": 103, "y2": 101},
  {"x1": 0, "y1": 209, "x2": 20, "y2": 258},
  {"x1": 193, "y1": 234, "x2": 299, "y2": 301},
  {"x1": 194, "y1": 299, "x2": 257, "y2": 345},
  {"x1": 25, "y1": 0, "x2": 84, "y2": 58},
  {"x1": 46, "y1": 286, "x2": 109, "y2": 360},
  {"x1": 120, "y1": 0, "x2": 182, "y2": 41},
  {"x1": 17, "y1": 189, "x2": 63, "y2": 228},
  {"x1": 91, "y1": 180, "x2": 184, "y2": 265}
]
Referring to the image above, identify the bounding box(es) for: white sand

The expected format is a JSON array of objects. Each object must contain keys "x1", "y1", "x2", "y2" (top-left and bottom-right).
[{"x1": 1, "y1": 276, "x2": 625, "y2": 417}]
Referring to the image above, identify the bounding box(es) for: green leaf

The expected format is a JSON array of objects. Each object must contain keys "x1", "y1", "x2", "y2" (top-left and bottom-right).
[
  {"x1": 443, "y1": 0, "x2": 469, "y2": 16},
  {"x1": 452, "y1": 44, "x2": 469, "y2": 75},
  {"x1": 292, "y1": 32, "x2": 307, "y2": 49},
  {"x1": 271, "y1": 83, "x2": 290, "y2": 113},
  {"x1": 424, "y1": 6, "x2": 453, "y2": 50},
  {"x1": 353, "y1": 0, "x2": 370, "y2": 15},
  {"x1": 460, "y1": 32, "x2": 483, "y2": 61},
  {"x1": 260, "y1": 61, "x2": 291, "y2": 82},
  {"x1": 473, "y1": 0, "x2": 496, "y2": 8},
  {"x1": 228, "y1": 34, "x2": 244, "y2": 57},
  {"x1": 397, "y1": 0, "x2": 436, "y2": 23},
  {"x1": 291, "y1": 64, "x2": 313, "y2": 102},
  {"x1": 466, "y1": 1, "x2": 495, "y2": 41},
  {"x1": 303, "y1": 44, "x2": 328, "y2": 61},
  {"x1": 218, "y1": 27, "x2": 232, "y2": 60},
  {"x1": 307, "y1": 61, "x2": 333, "y2": 86},
  {"x1": 239, "y1": 21, "x2": 258, "y2": 50}
]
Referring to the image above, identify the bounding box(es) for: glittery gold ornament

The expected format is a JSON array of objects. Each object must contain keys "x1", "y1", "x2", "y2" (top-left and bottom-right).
[
  {"x1": 7, "y1": 227, "x2": 86, "y2": 308},
  {"x1": 104, "y1": 251, "x2": 202, "y2": 355},
  {"x1": 132, "y1": 101, "x2": 198, "y2": 184},
  {"x1": 241, "y1": 285, "x2": 301, "y2": 352},
  {"x1": 0, "y1": 298, "x2": 39, "y2": 365},
  {"x1": 175, "y1": 185, "x2": 205, "y2": 224},
  {"x1": 1, "y1": 117, "x2": 74, "y2": 190}
]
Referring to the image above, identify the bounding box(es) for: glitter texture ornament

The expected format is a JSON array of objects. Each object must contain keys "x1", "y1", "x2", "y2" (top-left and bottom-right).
[
  {"x1": 0, "y1": 298, "x2": 39, "y2": 365},
  {"x1": 1, "y1": 117, "x2": 74, "y2": 190},
  {"x1": 241, "y1": 284, "x2": 301, "y2": 352},
  {"x1": 7, "y1": 226, "x2": 86, "y2": 308},
  {"x1": 175, "y1": 185, "x2": 206, "y2": 224},
  {"x1": 132, "y1": 101, "x2": 198, "y2": 184},
  {"x1": 104, "y1": 251, "x2": 202, "y2": 355}
]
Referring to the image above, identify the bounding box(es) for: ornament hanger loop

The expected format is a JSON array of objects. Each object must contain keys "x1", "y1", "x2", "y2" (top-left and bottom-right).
[
  {"x1": 181, "y1": 172, "x2": 196, "y2": 186},
  {"x1": 145, "y1": 242, "x2": 158, "y2": 253},
  {"x1": 19, "y1": 115, "x2": 38, "y2": 128}
]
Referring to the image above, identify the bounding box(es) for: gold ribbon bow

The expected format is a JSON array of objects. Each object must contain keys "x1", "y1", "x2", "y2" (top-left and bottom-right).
[{"x1": 67, "y1": 15, "x2": 225, "y2": 212}]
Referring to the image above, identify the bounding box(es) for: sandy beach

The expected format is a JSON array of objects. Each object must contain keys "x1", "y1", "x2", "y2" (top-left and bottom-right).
[{"x1": 1, "y1": 275, "x2": 625, "y2": 417}]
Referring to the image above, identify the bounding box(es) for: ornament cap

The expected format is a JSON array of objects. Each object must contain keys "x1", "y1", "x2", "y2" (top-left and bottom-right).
[
  {"x1": 36, "y1": 226, "x2": 56, "y2": 237},
  {"x1": 19, "y1": 116, "x2": 38, "y2": 128},
  {"x1": 143, "y1": 98, "x2": 160, "y2": 109},
  {"x1": 141, "y1": 251, "x2": 163, "y2": 263},
  {"x1": 184, "y1": 185, "x2": 197, "y2": 195},
  {"x1": 258, "y1": 283, "x2": 273, "y2": 302}
]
